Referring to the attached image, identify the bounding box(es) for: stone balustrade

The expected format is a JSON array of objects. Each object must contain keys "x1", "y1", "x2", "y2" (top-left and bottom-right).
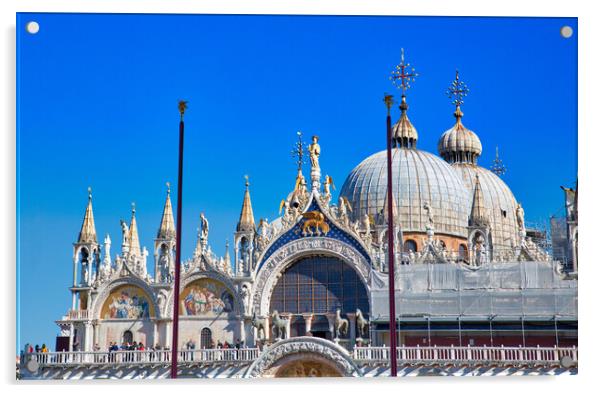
[
  {"x1": 21, "y1": 348, "x2": 260, "y2": 367},
  {"x1": 22, "y1": 344, "x2": 578, "y2": 370},
  {"x1": 353, "y1": 345, "x2": 578, "y2": 368}
]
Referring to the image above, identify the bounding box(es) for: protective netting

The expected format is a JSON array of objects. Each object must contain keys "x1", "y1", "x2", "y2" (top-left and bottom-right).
[{"x1": 371, "y1": 261, "x2": 577, "y2": 318}]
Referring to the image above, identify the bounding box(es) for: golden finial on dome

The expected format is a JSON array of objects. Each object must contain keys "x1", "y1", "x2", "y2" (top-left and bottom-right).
[{"x1": 447, "y1": 70, "x2": 469, "y2": 121}]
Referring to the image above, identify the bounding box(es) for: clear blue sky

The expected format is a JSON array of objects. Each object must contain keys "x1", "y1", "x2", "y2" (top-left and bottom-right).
[{"x1": 16, "y1": 13, "x2": 577, "y2": 351}]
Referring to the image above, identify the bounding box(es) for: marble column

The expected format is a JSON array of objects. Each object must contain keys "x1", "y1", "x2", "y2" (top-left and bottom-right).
[
  {"x1": 84, "y1": 321, "x2": 93, "y2": 351},
  {"x1": 69, "y1": 324, "x2": 74, "y2": 352},
  {"x1": 153, "y1": 321, "x2": 159, "y2": 347},
  {"x1": 239, "y1": 319, "x2": 246, "y2": 343},
  {"x1": 93, "y1": 321, "x2": 100, "y2": 348},
  {"x1": 302, "y1": 313, "x2": 314, "y2": 336}
]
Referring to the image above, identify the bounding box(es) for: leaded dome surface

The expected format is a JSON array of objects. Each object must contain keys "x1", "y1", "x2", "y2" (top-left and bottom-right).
[
  {"x1": 452, "y1": 164, "x2": 521, "y2": 249},
  {"x1": 340, "y1": 148, "x2": 470, "y2": 237}
]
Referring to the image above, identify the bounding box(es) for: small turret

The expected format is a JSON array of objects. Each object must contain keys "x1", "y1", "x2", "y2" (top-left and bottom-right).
[
  {"x1": 127, "y1": 203, "x2": 141, "y2": 257},
  {"x1": 234, "y1": 176, "x2": 255, "y2": 276},
  {"x1": 73, "y1": 188, "x2": 100, "y2": 288},
  {"x1": 154, "y1": 183, "x2": 176, "y2": 284},
  {"x1": 237, "y1": 176, "x2": 255, "y2": 232}
]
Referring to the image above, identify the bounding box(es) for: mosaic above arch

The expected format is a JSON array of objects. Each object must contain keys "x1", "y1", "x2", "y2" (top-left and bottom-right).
[
  {"x1": 180, "y1": 278, "x2": 235, "y2": 317},
  {"x1": 100, "y1": 284, "x2": 155, "y2": 319}
]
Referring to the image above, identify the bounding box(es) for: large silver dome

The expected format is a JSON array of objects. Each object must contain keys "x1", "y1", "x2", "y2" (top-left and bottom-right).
[
  {"x1": 340, "y1": 148, "x2": 470, "y2": 237},
  {"x1": 452, "y1": 164, "x2": 521, "y2": 249}
]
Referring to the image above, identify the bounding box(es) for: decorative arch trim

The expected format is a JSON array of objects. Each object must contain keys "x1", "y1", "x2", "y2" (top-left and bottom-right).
[
  {"x1": 243, "y1": 337, "x2": 362, "y2": 378},
  {"x1": 252, "y1": 237, "x2": 372, "y2": 316}
]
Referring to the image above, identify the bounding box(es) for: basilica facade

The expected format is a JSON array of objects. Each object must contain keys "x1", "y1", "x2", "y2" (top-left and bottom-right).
[{"x1": 32, "y1": 68, "x2": 578, "y2": 379}]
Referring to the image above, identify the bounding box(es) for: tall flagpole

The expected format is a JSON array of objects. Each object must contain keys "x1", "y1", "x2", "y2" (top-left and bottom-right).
[
  {"x1": 170, "y1": 100, "x2": 187, "y2": 379},
  {"x1": 384, "y1": 94, "x2": 397, "y2": 377}
]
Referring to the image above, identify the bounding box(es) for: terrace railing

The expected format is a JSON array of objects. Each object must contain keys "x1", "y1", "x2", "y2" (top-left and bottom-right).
[{"x1": 353, "y1": 345, "x2": 578, "y2": 368}]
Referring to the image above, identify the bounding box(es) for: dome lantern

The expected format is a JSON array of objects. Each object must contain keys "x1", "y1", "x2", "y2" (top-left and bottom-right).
[
  {"x1": 389, "y1": 48, "x2": 419, "y2": 149},
  {"x1": 438, "y1": 70, "x2": 483, "y2": 164}
]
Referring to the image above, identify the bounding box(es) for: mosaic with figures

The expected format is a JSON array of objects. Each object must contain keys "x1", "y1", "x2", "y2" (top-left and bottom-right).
[
  {"x1": 101, "y1": 285, "x2": 153, "y2": 319},
  {"x1": 180, "y1": 278, "x2": 235, "y2": 316}
]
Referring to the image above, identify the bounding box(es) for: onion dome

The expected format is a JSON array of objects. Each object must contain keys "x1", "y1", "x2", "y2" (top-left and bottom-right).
[
  {"x1": 438, "y1": 71, "x2": 482, "y2": 164},
  {"x1": 438, "y1": 107, "x2": 483, "y2": 164},
  {"x1": 392, "y1": 95, "x2": 418, "y2": 148}
]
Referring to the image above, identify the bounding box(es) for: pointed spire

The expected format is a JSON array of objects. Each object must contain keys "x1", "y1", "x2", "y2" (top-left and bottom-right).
[
  {"x1": 78, "y1": 187, "x2": 97, "y2": 243},
  {"x1": 469, "y1": 174, "x2": 489, "y2": 227},
  {"x1": 157, "y1": 182, "x2": 176, "y2": 240},
  {"x1": 237, "y1": 176, "x2": 255, "y2": 232},
  {"x1": 224, "y1": 240, "x2": 231, "y2": 266},
  {"x1": 128, "y1": 202, "x2": 141, "y2": 256},
  {"x1": 194, "y1": 227, "x2": 203, "y2": 257}
]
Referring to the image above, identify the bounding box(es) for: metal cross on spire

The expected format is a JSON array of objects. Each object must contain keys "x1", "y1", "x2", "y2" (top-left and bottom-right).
[
  {"x1": 490, "y1": 146, "x2": 507, "y2": 176},
  {"x1": 390, "y1": 48, "x2": 419, "y2": 94},
  {"x1": 447, "y1": 70, "x2": 469, "y2": 108},
  {"x1": 291, "y1": 131, "x2": 306, "y2": 173}
]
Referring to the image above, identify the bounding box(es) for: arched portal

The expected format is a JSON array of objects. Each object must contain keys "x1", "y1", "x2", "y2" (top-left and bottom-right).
[
  {"x1": 269, "y1": 255, "x2": 369, "y2": 338},
  {"x1": 243, "y1": 337, "x2": 362, "y2": 378}
]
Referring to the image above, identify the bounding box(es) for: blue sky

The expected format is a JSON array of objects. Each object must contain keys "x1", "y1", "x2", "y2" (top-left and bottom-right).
[{"x1": 16, "y1": 13, "x2": 577, "y2": 350}]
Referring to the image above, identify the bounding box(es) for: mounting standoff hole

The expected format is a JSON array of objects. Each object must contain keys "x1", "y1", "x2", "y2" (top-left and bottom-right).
[
  {"x1": 26, "y1": 21, "x2": 40, "y2": 34},
  {"x1": 560, "y1": 26, "x2": 573, "y2": 38}
]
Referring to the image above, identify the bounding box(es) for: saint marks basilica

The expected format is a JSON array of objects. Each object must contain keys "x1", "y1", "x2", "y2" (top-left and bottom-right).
[{"x1": 19, "y1": 62, "x2": 578, "y2": 379}]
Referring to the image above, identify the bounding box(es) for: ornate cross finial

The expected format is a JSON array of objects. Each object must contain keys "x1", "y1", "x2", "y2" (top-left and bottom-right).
[
  {"x1": 131, "y1": 202, "x2": 136, "y2": 214},
  {"x1": 390, "y1": 48, "x2": 419, "y2": 94},
  {"x1": 244, "y1": 174, "x2": 249, "y2": 188},
  {"x1": 291, "y1": 131, "x2": 306, "y2": 173},
  {"x1": 384, "y1": 94, "x2": 394, "y2": 115},
  {"x1": 166, "y1": 181, "x2": 170, "y2": 194},
  {"x1": 87, "y1": 186, "x2": 92, "y2": 200},
  {"x1": 490, "y1": 146, "x2": 507, "y2": 176},
  {"x1": 447, "y1": 70, "x2": 469, "y2": 115},
  {"x1": 178, "y1": 100, "x2": 188, "y2": 120}
]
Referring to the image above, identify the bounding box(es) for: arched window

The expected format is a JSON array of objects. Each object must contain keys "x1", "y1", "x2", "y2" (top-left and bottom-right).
[
  {"x1": 459, "y1": 244, "x2": 468, "y2": 259},
  {"x1": 122, "y1": 330, "x2": 133, "y2": 344},
  {"x1": 403, "y1": 240, "x2": 418, "y2": 252},
  {"x1": 269, "y1": 256, "x2": 369, "y2": 318},
  {"x1": 200, "y1": 328, "x2": 212, "y2": 349}
]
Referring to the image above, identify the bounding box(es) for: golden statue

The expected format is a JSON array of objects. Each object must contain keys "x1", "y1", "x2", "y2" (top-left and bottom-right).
[
  {"x1": 308, "y1": 135, "x2": 321, "y2": 170},
  {"x1": 300, "y1": 210, "x2": 330, "y2": 236}
]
